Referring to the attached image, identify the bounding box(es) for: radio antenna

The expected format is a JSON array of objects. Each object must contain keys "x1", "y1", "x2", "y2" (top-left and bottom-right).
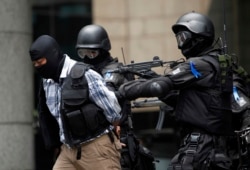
[
  {"x1": 121, "y1": 47, "x2": 127, "y2": 64},
  {"x1": 222, "y1": 0, "x2": 228, "y2": 54}
]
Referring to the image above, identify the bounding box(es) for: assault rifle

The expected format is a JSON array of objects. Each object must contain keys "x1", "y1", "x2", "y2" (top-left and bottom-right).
[
  {"x1": 235, "y1": 127, "x2": 250, "y2": 170},
  {"x1": 108, "y1": 56, "x2": 184, "y2": 79}
]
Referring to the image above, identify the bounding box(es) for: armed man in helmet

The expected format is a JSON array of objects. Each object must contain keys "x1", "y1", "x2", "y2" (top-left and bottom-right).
[
  {"x1": 118, "y1": 12, "x2": 234, "y2": 170},
  {"x1": 76, "y1": 24, "x2": 156, "y2": 170}
]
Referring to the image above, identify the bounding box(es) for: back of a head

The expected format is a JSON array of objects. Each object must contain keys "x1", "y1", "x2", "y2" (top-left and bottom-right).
[
  {"x1": 76, "y1": 24, "x2": 111, "y2": 52},
  {"x1": 29, "y1": 35, "x2": 64, "y2": 81},
  {"x1": 30, "y1": 35, "x2": 61, "y2": 61},
  {"x1": 172, "y1": 12, "x2": 215, "y2": 58}
]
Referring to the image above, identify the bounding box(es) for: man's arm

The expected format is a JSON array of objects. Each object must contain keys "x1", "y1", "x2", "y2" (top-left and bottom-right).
[
  {"x1": 118, "y1": 58, "x2": 216, "y2": 100},
  {"x1": 118, "y1": 77, "x2": 173, "y2": 100},
  {"x1": 85, "y1": 69, "x2": 121, "y2": 124}
]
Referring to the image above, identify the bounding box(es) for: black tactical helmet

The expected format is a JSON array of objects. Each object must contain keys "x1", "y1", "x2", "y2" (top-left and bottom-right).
[
  {"x1": 172, "y1": 12, "x2": 215, "y2": 58},
  {"x1": 172, "y1": 11, "x2": 215, "y2": 40},
  {"x1": 76, "y1": 24, "x2": 111, "y2": 51}
]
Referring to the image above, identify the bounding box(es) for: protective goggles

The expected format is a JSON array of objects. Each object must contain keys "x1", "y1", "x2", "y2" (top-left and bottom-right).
[
  {"x1": 77, "y1": 49, "x2": 99, "y2": 59},
  {"x1": 176, "y1": 31, "x2": 192, "y2": 49}
]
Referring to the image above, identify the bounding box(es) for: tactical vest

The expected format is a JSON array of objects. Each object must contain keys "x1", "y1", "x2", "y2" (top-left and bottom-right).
[
  {"x1": 175, "y1": 54, "x2": 233, "y2": 135},
  {"x1": 60, "y1": 62, "x2": 110, "y2": 147}
]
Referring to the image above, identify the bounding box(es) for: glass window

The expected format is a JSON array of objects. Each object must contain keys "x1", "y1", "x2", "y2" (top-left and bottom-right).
[{"x1": 32, "y1": 2, "x2": 92, "y2": 60}]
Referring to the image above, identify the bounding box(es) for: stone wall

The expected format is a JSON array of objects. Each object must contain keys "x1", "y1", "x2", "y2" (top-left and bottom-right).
[
  {"x1": 93, "y1": 0, "x2": 216, "y2": 74},
  {"x1": 93, "y1": 0, "x2": 247, "y2": 73},
  {"x1": 0, "y1": 0, "x2": 34, "y2": 169}
]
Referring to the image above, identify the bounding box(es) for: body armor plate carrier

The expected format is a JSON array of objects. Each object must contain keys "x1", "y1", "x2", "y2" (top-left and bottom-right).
[{"x1": 61, "y1": 62, "x2": 110, "y2": 147}]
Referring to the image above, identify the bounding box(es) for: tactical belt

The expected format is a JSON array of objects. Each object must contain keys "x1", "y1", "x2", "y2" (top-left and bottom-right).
[{"x1": 75, "y1": 129, "x2": 115, "y2": 160}]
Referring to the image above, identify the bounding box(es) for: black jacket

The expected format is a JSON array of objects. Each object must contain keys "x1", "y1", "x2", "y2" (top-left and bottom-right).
[{"x1": 38, "y1": 81, "x2": 61, "y2": 150}]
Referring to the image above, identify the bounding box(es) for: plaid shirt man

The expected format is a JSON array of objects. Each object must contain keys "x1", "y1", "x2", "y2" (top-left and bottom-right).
[{"x1": 43, "y1": 55, "x2": 121, "y2": 145}]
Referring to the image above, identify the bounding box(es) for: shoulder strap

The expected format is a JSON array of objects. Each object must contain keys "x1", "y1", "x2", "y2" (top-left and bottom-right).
[
  {"x1": 70, "y1": 62, "x2": 91, "y2": 89},
  {"x1": 61, "y1": 62, "x2": 91, "y2": 108}
]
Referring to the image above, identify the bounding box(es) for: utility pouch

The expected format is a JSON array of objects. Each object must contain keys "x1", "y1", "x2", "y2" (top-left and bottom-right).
[
  {"x1": 81, "y1": 103, "x2": 108, "y2": 133},
  {"x1": 207, "y1": 149, "x2": 232, "y2": 170},
  {"x1": 218, "y1": 54, "x2": 233, "y2": 94},
  {"x1": 136, "y1": 145, "x2": 156, "y2": 170},
  {"x1": 60, "y1": 62, "x2": 95, "y2": 146},
  {"x1": 120, "y1": 132, "x2": 156, "y2": 170},
  {"x1": 65, "y1": 109, "x2": 86, "y2": 137}
]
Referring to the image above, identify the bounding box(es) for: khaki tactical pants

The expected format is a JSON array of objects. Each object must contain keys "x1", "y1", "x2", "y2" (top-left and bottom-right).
[{"x1": 53, "y1": 133, "x2": 122, "y2": 170}]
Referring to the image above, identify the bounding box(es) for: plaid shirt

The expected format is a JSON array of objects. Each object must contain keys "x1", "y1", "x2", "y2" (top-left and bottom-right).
[{"x1": 43, "y1": 55, "x2": 121, "y2": 144}]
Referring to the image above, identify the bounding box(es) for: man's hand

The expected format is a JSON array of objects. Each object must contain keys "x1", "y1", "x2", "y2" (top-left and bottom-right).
[
  {"x1": 114, "y1": 125, "x2": 121, "y2": 139},
  {"x1": 113, "y1": 125, "x2": 126, "y2": 147}
]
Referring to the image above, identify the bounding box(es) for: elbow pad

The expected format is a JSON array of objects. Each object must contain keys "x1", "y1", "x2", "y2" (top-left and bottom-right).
[{"x1": 149, "y1": 82, "x2": 164, "y2": 96}]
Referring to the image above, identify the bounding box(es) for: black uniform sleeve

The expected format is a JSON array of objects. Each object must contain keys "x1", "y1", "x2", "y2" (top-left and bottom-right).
[
  {"x1": 38, "y1": 81, "x2": 61, "y2": 150},
  {"x1": 119, "y1": 77, "x2": 173, "y2": 100},
  {"x1": 166, "y1": 57, "x2": 216, "y2": 89},
  {"x1": 119, "y1": 57, "x2": 217, "y2": 100}
]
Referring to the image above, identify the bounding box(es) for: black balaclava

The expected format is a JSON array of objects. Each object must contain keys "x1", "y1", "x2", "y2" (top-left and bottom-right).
[
  {"x1": 29, "y1": 35, "x2": 65, "y2": 82},
  {"x1": 82, "y1": 49, "x2": 113, "y2": 73},
  {"x1": 181, "y1": 36, "x2": 212, "y2": 58}
]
